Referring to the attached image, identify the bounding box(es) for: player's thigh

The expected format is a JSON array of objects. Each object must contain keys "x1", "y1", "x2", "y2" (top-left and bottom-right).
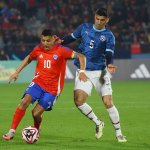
[
  {"x1": 92, "y1": 75, "x2": 112, "y2": 96},
  {"x1": 39, "y1": 92, "x2": 57, "y2": 111},
  {"x1": 22, "y1": 82, "x2": 42, "y2": 104},
  {"x1": 74, "y1": 73, "x2": 93, "y2": 96},
  {"x1": 20, "y1": 94, "x2": 32, "y2": 109},
  {"x1": 91, "y1": 77, "x2": 102, "y2": 96},
  {"x1": 101, "y1": 74, "x2": 112, "y2": 96}
]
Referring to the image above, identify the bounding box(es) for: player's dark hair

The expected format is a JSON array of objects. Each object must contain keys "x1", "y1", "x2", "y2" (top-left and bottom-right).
[
  {"x1": 41, "y1": 29, "x2": 52, "y2": 36},
  {"x1": 95, "y1": 8, "x2": 109, "y2": 17}
]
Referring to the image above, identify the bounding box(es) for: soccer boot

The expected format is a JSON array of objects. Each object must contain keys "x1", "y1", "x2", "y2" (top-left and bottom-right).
[
  {"x1": 117, "y1": 135, "x2": 127, "y2": 142},
  {"x1": 3, "y1": 129, "x2": 15, "y2": 140},
  {"x1": 95, "y1": 121, "x2": 104, "y2": 139}
]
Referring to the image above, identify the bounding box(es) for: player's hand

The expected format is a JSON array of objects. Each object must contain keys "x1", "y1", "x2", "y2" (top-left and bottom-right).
[
  {"x1": 79, "y1": 72, "x2": 88, "y2": 82},
  {"x1": 9, "y1": 72, "x2": 19, "y2": 84},
  {"x1": 107, "y1": 64, "x2": 117, "y2": 74},
  {"x1": 54, "y1": 35, "x2": 64, "y2": 44}
]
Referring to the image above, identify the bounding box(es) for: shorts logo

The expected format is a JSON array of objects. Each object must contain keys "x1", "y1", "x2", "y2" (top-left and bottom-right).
[
  {"x1": 99, "y1": 35, "x2": 106, "y2": 41},
  {"x1": 53, "y1": 54, "x2": 58, "y2": 60}
]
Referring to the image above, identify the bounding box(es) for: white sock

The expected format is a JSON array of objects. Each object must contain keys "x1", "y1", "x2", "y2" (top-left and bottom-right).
[
  {"x1": 10, "y1": 129, "x2": 16, "y2": 132},
  {"x1": 107, "y1": 105, "x2": 122, "y2": 136},
  {"x1": 78, "y1": 103, "x2": 101, "y2": 125}
]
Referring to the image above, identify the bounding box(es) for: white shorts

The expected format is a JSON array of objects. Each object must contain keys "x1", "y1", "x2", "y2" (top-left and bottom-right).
[{"x1": 74, "y1": 69, "x2": 112, "y2": 96}]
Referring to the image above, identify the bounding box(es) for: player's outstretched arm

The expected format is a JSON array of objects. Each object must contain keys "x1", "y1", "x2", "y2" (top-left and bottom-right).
[
  {"x1": 9, "y1": 55, "x2": 32, "y2": 84},
  {"x1": 76, "y1": 53, "x2": 88, "y2": 82},
  {"x1": 54, "y1": 35, "x2": 76, "y2": 45}
]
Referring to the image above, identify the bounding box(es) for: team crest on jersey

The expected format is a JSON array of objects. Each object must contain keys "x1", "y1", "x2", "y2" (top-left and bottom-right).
[
  {"x1": 99, "y1": 35, "x2": 106, "y2": 41},
  {"x1": 53, "y1": 54, "x2": 58, "y2": 60}
]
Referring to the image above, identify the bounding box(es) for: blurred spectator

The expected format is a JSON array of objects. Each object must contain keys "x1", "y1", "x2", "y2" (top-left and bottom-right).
[
  {"x1": 0, "y1": 48, "x2": 9, "y2": 60},
  {"x1": 131, "y1": 41, "x2": 141, "y2": 54},
  {"x1": 0, "y1": 32, "x2": 5, "y2": 49},
  {"x1": 0, "y1": 0, "x2": 149, "y2": 60}
]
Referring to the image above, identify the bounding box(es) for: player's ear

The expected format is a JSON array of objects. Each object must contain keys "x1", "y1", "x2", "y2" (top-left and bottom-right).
[
  {"x1": 52, "y1": 35, "x2": 56, "y2": 40},
  {"x1": 52, "y1": 35, "x2": 56, "y2": 41}
]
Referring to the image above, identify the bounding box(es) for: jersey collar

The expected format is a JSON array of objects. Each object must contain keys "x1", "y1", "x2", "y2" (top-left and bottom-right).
[{"x1": 93, "y1": 25, "x2": 106, "y2": 32}]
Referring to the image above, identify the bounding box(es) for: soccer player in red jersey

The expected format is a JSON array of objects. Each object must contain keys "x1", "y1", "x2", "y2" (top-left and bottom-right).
[{"x1": 3, "y1": 29, "x2": 87, "y2": 140}]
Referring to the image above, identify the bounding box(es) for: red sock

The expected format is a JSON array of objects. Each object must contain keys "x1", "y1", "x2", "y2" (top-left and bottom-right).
[
  {"x1": 11, "y1": 107, "x2": 26, "y2": 130},
  {"x1": 34, "y1": 116, "x2": 42, "y2": 130}
]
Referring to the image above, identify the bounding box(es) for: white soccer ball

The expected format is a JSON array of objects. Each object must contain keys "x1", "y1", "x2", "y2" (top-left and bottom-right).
[{"x1": 22, "y1": 126, "x2": 39, "y2": 144}]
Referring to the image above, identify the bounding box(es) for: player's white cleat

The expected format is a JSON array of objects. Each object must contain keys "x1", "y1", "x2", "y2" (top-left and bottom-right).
[
  {"x1": 117, "y1": 135, "x2": 127, "y2": 143},
  {"x1": 3, "y1": 129, "x2": 15, "y2": 140},
  {"x1": 95, "y1": 121, "x2": 104, "y2": 139}
]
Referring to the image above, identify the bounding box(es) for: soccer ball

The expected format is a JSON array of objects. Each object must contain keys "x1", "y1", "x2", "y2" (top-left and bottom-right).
[{"x1": 22, "y1": 126, "x2": 39, "y2": 144}]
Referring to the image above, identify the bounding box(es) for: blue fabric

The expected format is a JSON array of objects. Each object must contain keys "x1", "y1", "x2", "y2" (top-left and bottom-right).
[
  {"x1": 70, "y1": 23, "x2": 115, "y2": 70},
  {"x1": 22, "y1": 82, "x2": 57, "y2": 110},
  {"x1": 105, "y1": 51, "x2": 113, "y2": 65}
]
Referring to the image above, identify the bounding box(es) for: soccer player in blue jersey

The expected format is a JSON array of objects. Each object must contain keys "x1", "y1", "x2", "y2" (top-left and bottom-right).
[{"x1": 61, "y1": 8, "x2": 127, "y2": 142}]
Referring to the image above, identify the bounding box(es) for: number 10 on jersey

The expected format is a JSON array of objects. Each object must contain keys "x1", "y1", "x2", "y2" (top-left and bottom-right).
[{"x1": 44, "y1": 60, "x2": 51, "y2": 68}]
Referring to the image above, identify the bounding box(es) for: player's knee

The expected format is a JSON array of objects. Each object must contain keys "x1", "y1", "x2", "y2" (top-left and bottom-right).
[
  {"x1": 19, "y1": 94, "x2": 32, "y2": 109},
  {"x1": 32, "y1": 109, "x2": 42, "y2": 120},
  {"x1": 104, "y1": 102, "x2": 113, "y2": 108},
  {"x1": 102, "y1": 96, "x2": 113, "y2": 108},
  {"x1": 32, "y1": 109, "x2": 38, "y2": 118},
  {"x1": 74, "y1": 97, "x2": 85, "y2": 106},
  {"x1": 19, "y1": 99, "x2": 30, "y2": 110}
]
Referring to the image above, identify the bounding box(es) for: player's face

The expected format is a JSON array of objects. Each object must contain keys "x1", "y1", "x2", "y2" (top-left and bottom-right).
[
  {"x1": 94, "y1": 14, "x2": 109, "y2": 29},
  {"x1": 41, "y1": 35, "x2": 55, "y2": 50}
]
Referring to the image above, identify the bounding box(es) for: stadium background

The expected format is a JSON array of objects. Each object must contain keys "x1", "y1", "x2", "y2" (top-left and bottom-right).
[
  {"x1": 0, "y1": 1, "x2": 150, "y2": 150},
  {"x1": 0, "y1": 0, "x2": 150, "y2": 82}
]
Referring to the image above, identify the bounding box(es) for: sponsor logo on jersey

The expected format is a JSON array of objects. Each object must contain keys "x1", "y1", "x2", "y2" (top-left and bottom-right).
[
  {"x1": 39, "y1": 54, "x2": 43, "y2": 58},
  {"x1": 99, "y1": 35, "x2": 106, "y2": 41},
  {"x1": 53, "y1": 54, "x2": 58, "y2": 60}
]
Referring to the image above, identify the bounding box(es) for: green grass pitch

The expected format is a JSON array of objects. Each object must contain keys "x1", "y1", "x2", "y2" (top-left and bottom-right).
[{"x1": 0, "y1": 81, "x2": 150, "y2": 150}]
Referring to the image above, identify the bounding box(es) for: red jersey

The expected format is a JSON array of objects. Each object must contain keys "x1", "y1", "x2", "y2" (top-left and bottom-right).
[{"x1": 29, "y1": 44, "x2": 77, "y2": 95}]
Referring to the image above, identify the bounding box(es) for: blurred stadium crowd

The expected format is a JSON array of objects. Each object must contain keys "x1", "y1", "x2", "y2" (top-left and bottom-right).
[{"x1": 0, "y1": 0, "x2": 150, "y2": 60}]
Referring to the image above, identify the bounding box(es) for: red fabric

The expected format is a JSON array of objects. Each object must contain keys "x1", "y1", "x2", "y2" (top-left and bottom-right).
[
  {"x1": 11, "y1": 107, "x2": 26, "y2": 130},
  {"x1": 29, "y1": 44, "x2": 76, "y2": 95}
]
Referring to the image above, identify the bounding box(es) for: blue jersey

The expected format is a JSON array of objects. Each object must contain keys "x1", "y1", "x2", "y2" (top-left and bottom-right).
[{"x1": 71, "y1": 23, "x2": 115, "y2": 71}]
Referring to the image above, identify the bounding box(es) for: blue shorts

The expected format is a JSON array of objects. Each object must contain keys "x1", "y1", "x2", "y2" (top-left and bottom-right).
[{"x1": 22, "y1": 82, "x2": 57, "y2": 111}]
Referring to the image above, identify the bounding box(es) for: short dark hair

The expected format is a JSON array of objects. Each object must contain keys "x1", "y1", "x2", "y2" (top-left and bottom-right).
[
  {"x1": 41, "y1": 29, "x2": 53, "y2": 36},
  {"x1": 95, "y1": 8, "x2": 109, "y2": 17}
]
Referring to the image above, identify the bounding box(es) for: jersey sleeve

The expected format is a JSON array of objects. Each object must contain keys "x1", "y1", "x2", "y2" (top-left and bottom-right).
[
  {"x1": 59, "y1": 45, "x2": 77, "y2": 59},
  {"x1": 29, "y1": 46, "x2": 39, "y2": 60},
  {"x1": 106, "y1": 32, "x2": 115, "y2": 55},
  {"x1": 71, "y1": 24, "x2": 84, "y2": 39}
]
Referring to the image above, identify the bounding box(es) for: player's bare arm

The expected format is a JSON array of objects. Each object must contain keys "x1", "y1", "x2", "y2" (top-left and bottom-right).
[
  {"x1": 9, "y1": 55, "x2": 32, "y2": 84},
  {"x1": 76, "y1": 53, "x2": 88, "y2": 82}
]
